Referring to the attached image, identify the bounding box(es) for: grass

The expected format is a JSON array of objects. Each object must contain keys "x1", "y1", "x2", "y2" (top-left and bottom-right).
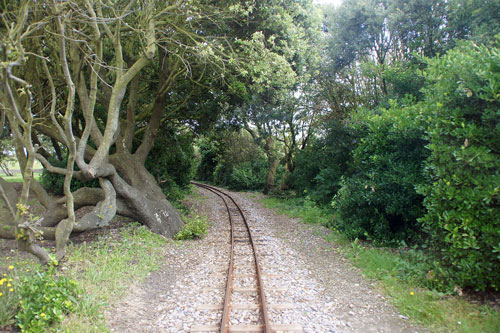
[
  {"x1": 260, "y1": 196, "x2": 331, "y2": 226},
  {"x1": 2, "y1": 159, "x2": 42, "y2": 171},
  {"x1": 2, "y1": 173, "x2": 41, "y2": 183},
  {"x1": 1, "y1": 159, "x2": 42, "y2": 182},
  {"x1": 0, "y1": 222, "x2": 171, "y2": 332},
  {"x1": 59, "y1": 224, "x2": 170, "y2": 332},
  {"x1": 260, "y1": 196, "x2": 500, "y2": 333}
]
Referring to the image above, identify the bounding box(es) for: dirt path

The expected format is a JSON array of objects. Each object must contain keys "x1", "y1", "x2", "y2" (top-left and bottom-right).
[{"x1": 107, "y1": 187, "x2": 424, "y2": 332}]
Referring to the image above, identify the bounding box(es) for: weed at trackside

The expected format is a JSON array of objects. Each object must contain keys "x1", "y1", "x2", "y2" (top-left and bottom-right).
[{"x1": 174, "y1": 214, "x2": 209, "y2": 240}]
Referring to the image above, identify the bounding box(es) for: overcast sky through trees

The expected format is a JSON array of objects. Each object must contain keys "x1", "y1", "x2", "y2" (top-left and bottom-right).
[{"x1": 314, "y1": 0, "x2": 343, "y2": 7}]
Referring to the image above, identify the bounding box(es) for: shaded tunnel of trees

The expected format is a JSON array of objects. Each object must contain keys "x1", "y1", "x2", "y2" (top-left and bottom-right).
[{"x1": 1, "y1": 0, "x2": 499, "y2": 291}]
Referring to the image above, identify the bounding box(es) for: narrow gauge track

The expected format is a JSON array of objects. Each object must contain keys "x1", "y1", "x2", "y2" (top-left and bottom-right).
[{"x1": 190, "y1": 182, "x2": 302, "y2": 333}]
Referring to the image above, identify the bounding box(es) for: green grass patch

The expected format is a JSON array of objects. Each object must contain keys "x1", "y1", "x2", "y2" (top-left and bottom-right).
[
  {"x1": 260, "y1": 196, "x2": 331, "y2": 226},
  {"x1": 2, "y1": 160, "x2": 42, "y2": 171},
  {"x1": 59, "y1": 224, "x2": 169, "y2": 332},
  {"x1": 260, "y1": 195, "x2": 500, "y2": 333},
  {"x1": 2, "y1": 173, "x2": 41, "y2": 183},
  {"x1": 0, "y1": 223, "x2": 170, "y2": 332}
]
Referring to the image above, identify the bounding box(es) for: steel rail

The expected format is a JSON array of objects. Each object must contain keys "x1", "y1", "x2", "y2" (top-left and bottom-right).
[{"x1": 192, "y1": 182, "x2": 271, "y2": 333}]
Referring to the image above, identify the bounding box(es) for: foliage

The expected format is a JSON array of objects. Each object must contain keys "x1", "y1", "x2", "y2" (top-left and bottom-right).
[
  {"x1": 1, "y1": 222, "x2": 172, "y2": 332},
  {"x1": 447, "y1": 0, "x2": 500, "y2": 45},
  {"x1": 145, "y1": 126, "x2": 196, "y2": 202},
  {"x1": 213, "y1": 158, "x2": 268, "y2": 191},
  {"x1": 383, "y1": 61, "x2": 427, "y2": 101},
  {"x1": 15, "y1": 263, "x2": 80, "y2": 332},
  {"x1": 228, "y1": 160, "x2": 268, "y2": 191},
  {"x1": 196, "y1": 137, "x2": 220, "y2": 182},
  {"x1": 174, "y1": 215, "x2": 208, "y2": 240},
  {"x1": 289, "y1": 119, "x2": 355, "y2": 204},
  {"x1": 332, "y1": 101, "x2": 428, "y2": 243},
  {"x1": 417, "y1": 40, "x2": 500, "y2": 291},
  {"x1": 198, "y1": 131, "x2": 270, "y2": 191},
  {"x1": 39, "y1": 157, "x2": 99, "y2": 195}
]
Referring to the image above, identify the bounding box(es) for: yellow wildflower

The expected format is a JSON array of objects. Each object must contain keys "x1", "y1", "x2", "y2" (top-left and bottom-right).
[
  {"x1": 8, "y1": 265, "x2": 14, "y2": 270},
  {"x1": 40, "y1": 313, "x2": 46, "y2": 317},
  {"x1": 2, "y1": 273, "x2": 6, "y2": 276},
  {"x1": 0, "y1": 292, "x2": 3, "y2": 297},
  {"x1": 7, "y1": 283, "x2": 11, "y2": 287},
  {"x1": 9, "y1": 288, "x2": 13, "y2": 292},
  {"x1": 8, "y1": 278, "x2": 12, "y2": 282},
  {"x1": 26, "y1": 269, "x2": 30, "y2": 272},
  {"x1": 410, "y1": 291, "x2": 415, "y2": 296},
  {"x1": 0, "y1": 279, "x2": 4, "y2": 286}
]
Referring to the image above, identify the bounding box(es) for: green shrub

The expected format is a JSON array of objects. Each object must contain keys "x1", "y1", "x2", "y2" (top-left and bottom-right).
[
  {"x1": 417, "y1": 40, "x2": 500, "y2": 291},
  {"x1": 196, "y1": 137, "x2": 220, "y2": 182},
  {"x1": 206, "y1": 131, "x2": 269, "y2": 191},
  {"x1": 289, "y1": 120, "x2": 355, "y2": 204},
  {"x1": 383, "y1": 61, "x2": 426, "y2": 101},
  {"x1": 39, "y1": 157, "x2": 99, "y2": 195},
  {"x1": 229, "y1": 160, "x2": 268, "y2": 190},
  {"x1": 332, "y1": 101, "x2": 428, "y2": 244},
  {"x1": 145, "y1": 126, "x2": 196, "y2": 203},
  {"x1": 174, "y1": 215, "x2": 208, "y2": 240},
  {"x1": 15, "y1": 263, "x2": 80, "y2": 332}
]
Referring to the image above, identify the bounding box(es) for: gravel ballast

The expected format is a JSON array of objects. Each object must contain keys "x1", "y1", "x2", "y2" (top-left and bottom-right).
[{"x1": 107, "y1": 187, "x2": 424, "y2": 332}]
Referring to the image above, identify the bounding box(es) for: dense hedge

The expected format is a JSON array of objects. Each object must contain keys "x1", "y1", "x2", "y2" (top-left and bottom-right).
[
  {"x1": 289, "y1": 120, "x2": 355, "y2": 204},
  {"x1": 145, "y1": 127, "x2": 196, "y2": 202},
  {"x1": 39, "y1": 157, "x2": 99, "y2": 195},
  {"x1": 418, "y1": 41, "x2": 500, "y2": 291},
  {"x1": 332, "y1": 101, "x2": 428, "y2": 243},
  {"x1": 196, "y1": 131, "x2": 269, "y2": 191},
  {"x1": 214, "y1": 159, "x2": 268, "y2": 190}
]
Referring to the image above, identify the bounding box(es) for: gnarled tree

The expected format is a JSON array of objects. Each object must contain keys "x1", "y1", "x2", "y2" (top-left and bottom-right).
[{"x1": 0, "y1": 0, "x2": 275, "y2": 261}]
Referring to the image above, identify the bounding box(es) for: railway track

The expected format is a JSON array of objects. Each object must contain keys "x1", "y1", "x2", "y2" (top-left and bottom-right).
[{"x1": 190, "y1": 182, "x2": 302, "y2": 333}]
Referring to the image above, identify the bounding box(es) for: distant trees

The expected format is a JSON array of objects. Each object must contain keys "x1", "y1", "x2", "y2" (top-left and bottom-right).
[{"x1": 199, "y1": 0, "x2": 325, "y2": 194}]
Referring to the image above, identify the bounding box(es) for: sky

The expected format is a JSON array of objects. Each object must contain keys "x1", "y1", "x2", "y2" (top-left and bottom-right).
[{"x1": 314, "y1": 0, "x2": 343, "y2": 7}]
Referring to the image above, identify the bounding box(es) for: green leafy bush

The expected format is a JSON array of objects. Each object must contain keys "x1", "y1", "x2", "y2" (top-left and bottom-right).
[
  {"x1": 145, "y1": 126, "x2": 196, "y2": 203},
  {"x1": 383, "y1": 61, "x2": 426, "y2": 101},
  {"x1": 174, "y1": 215, "x2": 208, "y2": 240},
  {"x1": 417, "y1": 41, "x2": 500, "y2": 291},
  {"x1": 15, "y1": 263, "x2": 80, "y2": 332},
  {"x1": 203, "y1": 131, "x2": 269, "y2": 191},
  {"x1": 229, "y1": 161, "x2": 264, "y2": 190},
  {"x1": 39, "y1": 157, "x2": 99, "y2": 195},
  {"x1": 289, "y1": 120, "x2": 355, "y2": 204},
  {"x1": 229, "y1": 160, "x2": 268, "y2": 190},
  {"x1": 213, "y1": 158, "x2": 269, "y2": 191},
  {"x1": 332, "y1": 101, "x2": 428, "y2": 243},
  {"x1": 196, "y1": 137, "x2": 220, "y2": 183}
]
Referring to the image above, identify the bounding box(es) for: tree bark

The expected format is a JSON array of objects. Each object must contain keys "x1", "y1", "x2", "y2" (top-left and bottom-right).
[
  {"x1": 264, "y1": 157, "x2": 279, "y2": 194},
  {"x1": 263, "y1": 137, "x2": 279, "y2": 194},
  {"x1": 109, "y1": 152, "x2": 184, "y2": 237}
]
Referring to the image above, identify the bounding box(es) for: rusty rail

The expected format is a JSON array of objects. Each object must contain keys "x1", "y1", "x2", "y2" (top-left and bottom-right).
[{"x1": 192, "y1": 182, "x2": 271, "y2": 333}]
